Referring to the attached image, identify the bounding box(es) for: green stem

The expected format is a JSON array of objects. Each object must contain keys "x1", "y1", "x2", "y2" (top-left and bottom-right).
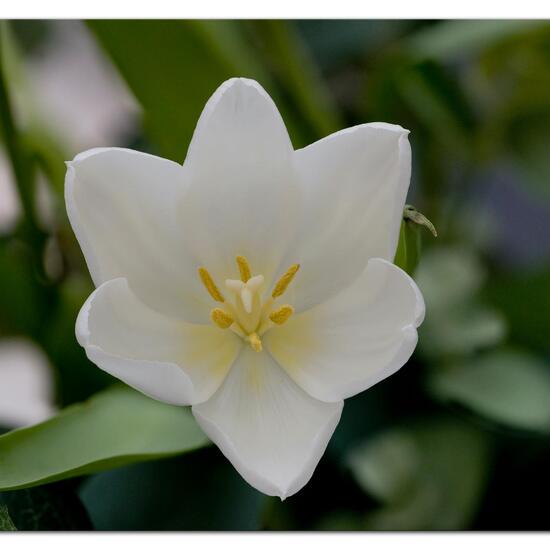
[
  {"x1": 0, "y1": 24, "x2": 46, "y2": 258},
  {"x1": 251, "y1": 20, "x2": 343, "y2": 140}
]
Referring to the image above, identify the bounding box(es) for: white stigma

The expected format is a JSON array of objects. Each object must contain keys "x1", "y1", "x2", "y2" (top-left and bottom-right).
[{"x1": 226, "y1": 275, "x2": 264, "y2": 313}]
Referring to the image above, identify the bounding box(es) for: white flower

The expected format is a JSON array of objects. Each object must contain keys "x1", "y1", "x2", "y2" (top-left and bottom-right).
[
  {"x1": 0, "y1": 339, "x2": 56, "y2": 428},
  {"x1": 65, "y1": 78, "x2": 425, "y2": 499}
]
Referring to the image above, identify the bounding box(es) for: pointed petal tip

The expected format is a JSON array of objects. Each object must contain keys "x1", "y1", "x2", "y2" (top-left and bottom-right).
[
  {"x1": 366, "y1": 121, "x2": 411, "y2": 136},
  {"x1": 205, "y1": 77, "x2": 278, "y2": 114}
]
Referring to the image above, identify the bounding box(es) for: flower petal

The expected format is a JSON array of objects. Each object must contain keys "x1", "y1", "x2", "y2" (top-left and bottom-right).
[
  {"x1": 179, "y1": 78, "x2": 299, "y2": 287},
  {"x1": 280, "y1": 123, "x2": 411, "y2": 312},
  {"x1": 77, "y1": 278, "x2": 241, "y2": 406},
  {"x1": 265, "y1": 259, "x2": 424, "y2": 403},
  {"x1": 65, "y1": 147, "x2": 211, "y2": 323},
  {"x1": 192, "y1": 347, "x2": 343, "y2": 499}
]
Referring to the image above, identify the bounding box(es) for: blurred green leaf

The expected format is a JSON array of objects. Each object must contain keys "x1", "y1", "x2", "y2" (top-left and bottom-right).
[
  {"x1": 298, "y1": 20, "x2": 412, "y2": 71},
  {"x1": 0, "y1": 238, "x2": 46, "y2": 336},
  {"x1": 0, "y1": 483, "x2": 92, "y2": 530},
  {"x1": 429, "y1": 350, "x2": 550, "y2": 433},
  {"x1": 23, "y1": 129, "x2": 68, "y2": 197},
  {"x1": 416, "y1": 247, "x2": 506, "y2": 358},
  {"x1": 87, "y1": 20, "x2": 305, "y2": 160},
  {"x1": 421, "y1": 303, "x2": 506, "y2": 358},
  {"x1": 509, "y1": 110, "x2": 550, "y2": 199},
  {"x1": 0, "y1": 385, "x2": 209, "y2": 491},
  {"x1": 247, "y1": 20, "x2": 342, "y2": 141},
  {"x1": 80, "y1": 448, "x2": 265, "y2": 530},
  {"x1": 40, "y1": 275, "x2": 110, "y2": 406},
  {"x1": 485, "y1": 268, "x2": 550, "y2": 355},
  {"x1": 0, "y1": 504, "x2": 16, "y2": 531},
  {"x1": 396, "y1": 60, "x2": 477, "y2": 155},
  {"x1": 416, "y1": 247, "x2": 484, "y2": 310},
  {"x1": 315, "y1": 511, "x2": 365, "y2": 531},
  {"x1": 475, "y1": 29, "x2": 550, "y2": 199},
  {"x1": 407, "y1": 20, "x2": 547, "y2": 61},
  {"x1": 348, "y1": 419, "x2": 490, "y2": 530},
  {"x1": 348, "y1": 429, "x2": 420, "y2": 503}
]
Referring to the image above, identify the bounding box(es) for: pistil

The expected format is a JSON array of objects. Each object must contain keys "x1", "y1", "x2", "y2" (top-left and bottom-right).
[{"x1": 198, "y1": 256, "x2": 299, "y2": 352}]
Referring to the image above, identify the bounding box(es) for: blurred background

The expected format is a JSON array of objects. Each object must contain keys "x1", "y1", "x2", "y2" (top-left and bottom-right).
[{"x1": 0, "y1": 19, "x2": 549, "y2": 531}]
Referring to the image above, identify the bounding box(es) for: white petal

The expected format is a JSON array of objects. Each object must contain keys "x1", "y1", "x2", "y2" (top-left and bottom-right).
[
  {"x1": 280, "y1": 123, "x2": 411, "y2": 312},
  {"x1": 77, "y1": 278, "x2": 242, "y2": 406},
  {"x1": 192, "y1": 347, "x2": 343, "y2": 499},
  {"x1": 179, "y1": 78, "x2": 299, "y2": 287},
  {"x1": 65, "y1": 147, "x2": 211, "y2": 323},
  {"x1": 265, "y1": 259, "x2": 424, "y2": 403}
]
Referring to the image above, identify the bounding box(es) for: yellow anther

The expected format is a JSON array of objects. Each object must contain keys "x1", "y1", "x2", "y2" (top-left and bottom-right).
[
  {"x1": 248, "y1": 332, "x2": 263, "y2": 352},
  {"x1": 272, "y1": 264, "x2": 300, "y2": 298},
  {"x1": 198, "y1": 267, "x2": 225, "y2": 302},
  {"x1": 269, "y1": 305, "x2": 294, "y2": 325},
  {"x1": 236, "y1": 255, "x2": 252, "y2": 283},
  {"x1": 210, "y1": 308, "x2": 234, "y2": 329}
]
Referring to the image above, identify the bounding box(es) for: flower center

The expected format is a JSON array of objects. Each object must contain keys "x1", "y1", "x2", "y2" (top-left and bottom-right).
[{"x1": 198, "y1": 255, "x2": 299, "y2": 352}]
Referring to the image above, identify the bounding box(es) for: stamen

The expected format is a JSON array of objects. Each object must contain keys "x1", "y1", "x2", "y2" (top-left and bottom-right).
[
  {"x1": 269, "y1": 305, "x2": 294, "y2": 325},
  {"x1": 236, "y1": 255, "x2": 252, "y2": 283},
  {"x1": 210, "y1": 308, "x2": 234, "y2": 329},
  {"x1": 198, "y1": 267, "x2": 225, "y2": 302},
  {"x1": 248, "y1": 332, "x2": 263, "y2": 352},
  {"x1": 272, "y1": 264, "x2": 300, "y2": 298}
]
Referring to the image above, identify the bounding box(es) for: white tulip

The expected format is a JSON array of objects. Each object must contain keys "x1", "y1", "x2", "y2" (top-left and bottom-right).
[{"x1": 65, "y1": 78, "x2": 425, "y2": 499}]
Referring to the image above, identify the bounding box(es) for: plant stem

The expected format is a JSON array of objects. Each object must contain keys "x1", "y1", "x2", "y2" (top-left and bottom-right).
[{"x1": 0, "y1": 24, "x2": 46, "y2": 260}]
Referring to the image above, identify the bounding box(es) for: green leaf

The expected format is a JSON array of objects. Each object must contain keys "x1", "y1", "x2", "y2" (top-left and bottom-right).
[
  {"x1": 415, "y1": 247, "x2": 484, "y2": 311},
  {"x1": 394, "y1": 219, "x2": 420, "y2": 276},
  {"x1": 348, "y1": 429, "x2": 420, "y2": 503},
  {"x1": 80, "y1": 448, "x2": 265, "y2": 530},
  {"x1": 406, "y1": 20, "x2": 547, "y2": 61},
  {"x1": 0, "y1": 238, "x2": 45, "y2": 335},
  {"x1": 87, "y1": 20, "x2": 302, "y2": 161},
  {"x1": 348, "y1": 419, "x2": 491, "y2": 530},
  {"x1": 0, "y1": 504, "x2": 16, "y2": 531},
  {"x1": 0, "y1": 483, "x2": 92, "y2": 530},
  {"x1": 246, "y1": 21, "x2": 342, "y2": 141},
  {"x1": 485, "y1": 269, "x2": 550, "y2": 355},
  {"x1": 315, "y1": 511, "x2": 365, "y2": 531},
  {"x1": 420, "y1": 303, "x2": 506, "y2": 358},
  {"x1": 428, "y1": 350, "x2": 550, "y2": 433},
  {"x1": 396, "y1": 60, "x2": 477, "y2": 155},
  {"x1": 0, "y1": 385, "x2": 209, "y2": 491},
  {"x1": 40, "y1": 275, "x2": 111, "y2": 406},
  {"x1": 415, "y1": 247, "x2": 506, "y2": 358}
]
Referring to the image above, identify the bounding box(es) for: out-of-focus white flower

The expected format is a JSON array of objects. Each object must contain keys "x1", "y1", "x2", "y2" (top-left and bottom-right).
[
  {"x1": 0, "y1": 339, "x2": 56, "y2": 428},
  {"x1": 0, "y1": 148, "x2": 19, "y2": 234},
  {"x1": 0, "y1": 21, "x2": 139, "y2": 232},
  {"x1": 66, "y1": 78, "x2": 424, "y2": 499},
  {"x1": 26, "y1": 20, "x2": 139, "y2": 153}
]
